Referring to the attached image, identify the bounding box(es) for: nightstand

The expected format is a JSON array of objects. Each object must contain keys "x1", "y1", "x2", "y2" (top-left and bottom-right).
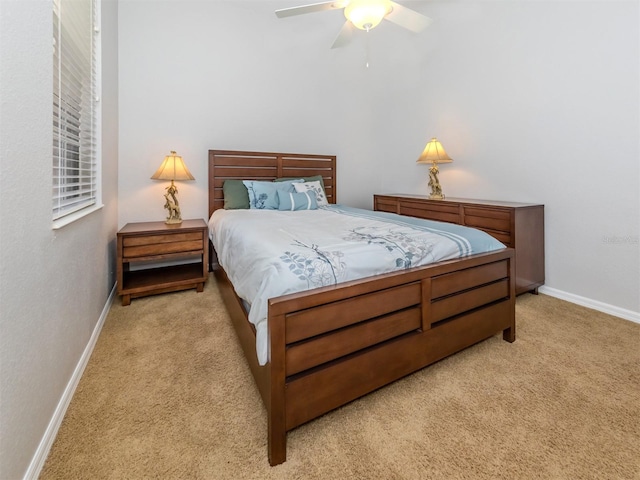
[
  {"x1": 374, "y1": 194, "x2": 544, "y2": 295},
  {"x1": 117, "y1": 219, "x2": 209, "y2": 305}
]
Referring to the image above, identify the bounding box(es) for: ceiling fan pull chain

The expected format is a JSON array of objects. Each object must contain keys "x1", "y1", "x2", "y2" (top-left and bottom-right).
[{"x1": 365, "y1": 28, "x2": 371, "y2": 68}]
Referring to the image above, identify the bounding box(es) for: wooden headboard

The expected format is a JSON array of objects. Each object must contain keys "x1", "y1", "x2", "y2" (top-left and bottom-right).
[{"x1": 208, "y1": 150, "x2": 337, "y2": 218}]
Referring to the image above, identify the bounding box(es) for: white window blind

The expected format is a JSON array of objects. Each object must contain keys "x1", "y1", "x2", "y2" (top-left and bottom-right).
[{"x1": 53, "y1": 0, "x2": 99, "y2": 221}]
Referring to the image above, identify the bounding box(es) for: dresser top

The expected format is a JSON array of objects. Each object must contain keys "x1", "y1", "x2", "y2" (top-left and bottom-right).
[{"x1": 375, "y1": 194, "x2": 543, "y2": 208}]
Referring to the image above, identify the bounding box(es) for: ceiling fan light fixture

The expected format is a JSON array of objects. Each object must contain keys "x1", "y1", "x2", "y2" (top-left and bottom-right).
[{"x1": 344, "y1": 0, "x2": 392, "y2": 30}]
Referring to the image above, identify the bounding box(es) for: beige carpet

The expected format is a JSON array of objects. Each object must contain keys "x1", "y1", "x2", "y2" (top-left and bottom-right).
[{"x1": 40, "y1": 275, "x2": 640, "y2": 479}]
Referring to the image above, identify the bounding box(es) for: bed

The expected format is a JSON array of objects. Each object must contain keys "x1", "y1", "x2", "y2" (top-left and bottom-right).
[{"x1": 208, "y1": 149, "x2": 516, "y2": 466}]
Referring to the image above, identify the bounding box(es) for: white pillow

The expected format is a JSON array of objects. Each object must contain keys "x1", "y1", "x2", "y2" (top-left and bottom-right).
[{"x1": 293, "y1": 180, "x2": 329, "y2": 206}]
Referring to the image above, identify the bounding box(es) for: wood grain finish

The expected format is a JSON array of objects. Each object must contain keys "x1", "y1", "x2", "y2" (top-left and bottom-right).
[
  {"x1": 374, "y1": 194, "x2": 545, "y2": 295},
  {"x1": 117, "y1": 219, "x2": 208, "y2": 305},
  {"x1": 208, "y1": 151, "x2": 516, "y2": 466}
]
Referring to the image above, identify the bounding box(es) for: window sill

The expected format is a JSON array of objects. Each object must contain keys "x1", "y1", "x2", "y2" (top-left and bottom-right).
[{"x1": 52, "y1": 204, "x2": 104, "y2": 230}]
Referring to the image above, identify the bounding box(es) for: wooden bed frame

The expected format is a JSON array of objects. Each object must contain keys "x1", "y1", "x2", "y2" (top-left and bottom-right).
[{"x1": 208, "y1": 149, "x2": 516, "y2": 466}]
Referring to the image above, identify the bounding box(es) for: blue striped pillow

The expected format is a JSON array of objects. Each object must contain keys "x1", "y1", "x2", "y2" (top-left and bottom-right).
[{"x1": 277, "y1": 190, "x2": 318, "y2": 211}]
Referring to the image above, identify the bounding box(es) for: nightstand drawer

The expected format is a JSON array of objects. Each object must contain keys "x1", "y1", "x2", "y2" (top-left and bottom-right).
[
  {"x1": 123, "y1": 232, "x2": 203, "y2": 258},
  {"x1": 123, "y1": 240, "x2": 203, "y2": 259},
  {"x1": 463, "y1": 207, "x2": 511, "y2": 233},
  {"x1": 123, "y1": 232, "x2": 202, "y2": 247}
]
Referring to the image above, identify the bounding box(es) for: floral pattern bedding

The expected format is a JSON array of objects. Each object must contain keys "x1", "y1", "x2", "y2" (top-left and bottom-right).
[{"x1": 209, "y1": 205, "x2": 505, "y2": 365}]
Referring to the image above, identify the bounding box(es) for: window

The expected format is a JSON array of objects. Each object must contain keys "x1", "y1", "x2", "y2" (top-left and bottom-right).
[{"x1": 53, "y1": 0, "x2": 100, "y2": 225}]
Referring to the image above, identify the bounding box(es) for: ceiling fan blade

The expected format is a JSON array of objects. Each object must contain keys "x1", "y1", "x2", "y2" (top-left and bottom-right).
[
  {"x1": 331, "y1": 21, "x2": 354, "y2": 49},
  {"x1": 385, "y1": 1, "x2": 432, "y2": 33},
  {"x1": 275, "y1": 1, "x2": 344, "y2": 18}
]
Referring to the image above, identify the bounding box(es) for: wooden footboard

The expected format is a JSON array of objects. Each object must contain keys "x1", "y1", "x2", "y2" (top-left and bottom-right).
[{"x1": 215, "y1": 248, "x2": 515, "y2": 466}]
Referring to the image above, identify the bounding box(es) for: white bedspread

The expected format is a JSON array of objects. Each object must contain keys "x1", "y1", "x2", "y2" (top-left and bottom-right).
[{"x1": 209, "y1": 206, "x2": 505, "y2": 365}]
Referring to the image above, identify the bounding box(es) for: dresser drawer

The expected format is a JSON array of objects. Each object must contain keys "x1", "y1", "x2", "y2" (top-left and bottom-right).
[
  {"x1": 399, "y1": 200, "x2": 461, "y2": 224},
  {"x1": 463, "y1": 207, "x2": 511, "y2": 233},
  {"x1": 375, "y1": 197, "x2": 398, "y2": 213},
  {"x1": 475, "y1": 228, "x2": 512, "y2": 246}
]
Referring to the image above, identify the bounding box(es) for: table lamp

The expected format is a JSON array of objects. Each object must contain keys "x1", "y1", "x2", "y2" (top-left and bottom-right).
[
  {"x1": 416, "y1": 138, "x2": 453, "y2": 200},
  {"x1": 151, "y1": 151, "x2": 195, "y2": 224}
]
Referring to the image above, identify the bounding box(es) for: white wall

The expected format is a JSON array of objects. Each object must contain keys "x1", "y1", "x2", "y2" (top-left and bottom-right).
[
  {"x1": 0, "y1": 0, "x2": 119, "y2": 478},
  {"x1": 117, "y1": 0, "x2": 390, "y2": 226},
  {"x1": 404, "y1": 0, "x2": 639, "y2": 317},
  {"x1": 378, "y1": 0, "x2": 640, "y2": 315},
  {"x1": 118, "y1": 0, "x2": 639, "y2": 315}
]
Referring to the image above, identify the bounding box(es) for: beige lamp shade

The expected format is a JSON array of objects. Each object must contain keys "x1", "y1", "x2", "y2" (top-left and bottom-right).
[
  {"x1": 345, "y1": 0, "x2": 392, "y2": 30},
  {"x1": 416, "y1": 138, "x2": 453, "y2": 165},
  {"x1": 151, "y1": 151, "x2": 195, "y2": 181}
]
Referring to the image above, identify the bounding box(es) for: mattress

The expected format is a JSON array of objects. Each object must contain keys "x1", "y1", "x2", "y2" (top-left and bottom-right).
[{"x1": 209, "y1": 205, "x2": 506, "y2": 365}]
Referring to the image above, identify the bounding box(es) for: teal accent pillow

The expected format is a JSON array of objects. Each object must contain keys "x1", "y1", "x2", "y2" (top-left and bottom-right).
[
  {"x1": 275, "y1": 175, "x2": 326, "y2": 194},
  {"x1": 223, "y1": 180, "x2": 250, "y2": 209},
  {"x1": 243, "y1": 180, "x2": 279, "y2": 209},
  {"x1": 242, "y1": 180, "x2": 302, "y2": 210},
  {"x1": 277, "y1": 190, "x2": 318, "y2": 211}
]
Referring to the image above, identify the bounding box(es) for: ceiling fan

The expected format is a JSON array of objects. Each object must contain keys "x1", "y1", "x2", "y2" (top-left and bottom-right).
[{"x1": 275, "y1": 0, "x2": 432, "y2": 49}]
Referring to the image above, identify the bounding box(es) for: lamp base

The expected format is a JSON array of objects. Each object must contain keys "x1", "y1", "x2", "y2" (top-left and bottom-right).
[
  {"x1": 162, "y1": 183, "x2": 182, "y2": 224},
  {"x1": 428, "y1": 164, "x2": 445, "y2": 200}
]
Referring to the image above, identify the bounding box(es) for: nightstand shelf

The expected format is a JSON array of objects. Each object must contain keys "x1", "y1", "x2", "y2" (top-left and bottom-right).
[
  {"x1": 117, "y1": 219, "x2": 209, "y2": 305},
  {"x1": 374, "y1": 194, "x2": 544, "y2": 295},
  {"x1": 122, "y1": 263, "x2": 205, "y2": 291}
]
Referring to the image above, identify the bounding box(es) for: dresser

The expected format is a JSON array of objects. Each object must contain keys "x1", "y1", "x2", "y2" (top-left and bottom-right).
[{"x1": 374, "y1": 194, "x2": 544, "y2": 295}]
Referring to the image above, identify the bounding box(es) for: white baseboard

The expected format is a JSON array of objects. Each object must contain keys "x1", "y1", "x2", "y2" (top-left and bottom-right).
[
  {"x1": 539, "y1": 286, "x2": 640, "y2": 324},
  {"x1": 23, "y1": 284, "x2": 117, "y2": 480}
]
